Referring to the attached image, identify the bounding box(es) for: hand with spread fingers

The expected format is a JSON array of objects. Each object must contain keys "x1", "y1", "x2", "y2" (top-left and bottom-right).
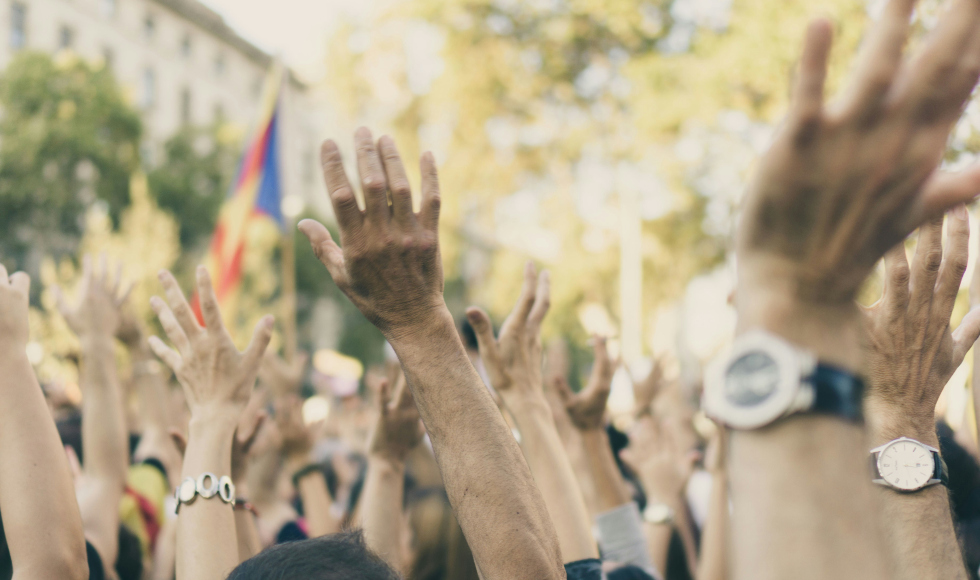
[
  {"x1": 368, "y1": 372, "x2": 424, "y2": 464},
  {"x1": 362, "y1": 371, "x2": 424, "y2": 570},
  {"x1": 465, "y1": 262, "x2": 551, "y2": 406},
  {"x1": 862, "y1": 208, "x2": 979, "y2": 580},
  {"x1": 55, "y1": 253, "x2": 133, "y2": 341},
  {"x1": 147, "y1": 266, "x2": 273, "y2": 580},
  {"x1": 148, "y1": 267, "x2": 273, "y2": 422},
  {"x1": 468, "y1": 262, "x2": 598, "y2": 563},
  {"x1": 738, "y1": 3, "x2": 980, "y2": 369},
  {"x1": 554, "y1": 336, "x2": 615, "y2": 431},
  {"x1": 299, "y1": 129, "x2": 564, "y2": 579},
  {"x1": 864, "y1": 207, "x2": 980, "y2": 439},
  {"x1": 729, "y1": 3, "x2": 980, "y2": 579},
  {"x1": 297, "y1": 129, "x2": 444, "y2": 341}
]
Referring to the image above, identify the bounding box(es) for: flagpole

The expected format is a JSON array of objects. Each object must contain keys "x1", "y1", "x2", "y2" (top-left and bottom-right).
[
  {"x1": 278, "y1": 63, "x2": 298, "y2": 364},
  {"x1": 281, "y1": 226, "x2": 298, "y2": 363}
]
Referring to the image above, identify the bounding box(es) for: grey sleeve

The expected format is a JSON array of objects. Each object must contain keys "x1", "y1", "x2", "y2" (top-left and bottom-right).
[{"x1": 594, "y1": 502, "x2": 662, "y2": 580}]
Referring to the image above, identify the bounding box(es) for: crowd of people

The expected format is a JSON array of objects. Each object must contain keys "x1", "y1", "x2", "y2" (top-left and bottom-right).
[{"x1": 5, "y1": 0, "x2": 980, "y2": 578}]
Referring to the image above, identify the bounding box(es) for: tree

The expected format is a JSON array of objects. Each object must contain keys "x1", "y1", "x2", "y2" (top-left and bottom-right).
[
  {"x1": 148, "y1": 124, "x2": 240, "y2": 252},
  {"x1": 0, "y1": 51, "x2": 142, "y2": 272}
]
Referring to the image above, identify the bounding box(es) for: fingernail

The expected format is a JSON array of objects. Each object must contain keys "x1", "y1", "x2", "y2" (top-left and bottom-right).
[
  {"x1": 956, "y1": 204, "x2": 968, "y2": 218},
  {"x1": 149, "y1": 296, "x2": 161, "y2": 309}
]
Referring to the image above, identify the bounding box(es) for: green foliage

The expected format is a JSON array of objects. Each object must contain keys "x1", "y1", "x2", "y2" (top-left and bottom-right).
[
  {"x1": 0, "y1": 52, "x2": 141, "y2": 270},
  {"x1": 148, "y1": 125, "x2": 240, "y2": 251}
]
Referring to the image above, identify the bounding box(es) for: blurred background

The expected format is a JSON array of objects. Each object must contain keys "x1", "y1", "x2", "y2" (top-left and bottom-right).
[{"x1": 4, "y1": 0, "x2": 980, "y2": 426}]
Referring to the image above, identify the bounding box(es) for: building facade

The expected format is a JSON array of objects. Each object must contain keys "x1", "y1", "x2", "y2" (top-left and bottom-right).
[{"x1": 0, "y1": 0, "x2": 322, "y2": 214}]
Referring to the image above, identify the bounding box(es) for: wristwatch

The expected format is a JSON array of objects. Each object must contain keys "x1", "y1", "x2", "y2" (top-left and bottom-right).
[
  {"x1": 871, "y1": 437, "x2": 948, "y2": 492},
  {"x1": 704, "y1": 330, "x2": 864, "y2": 430},
  {"x1": 642, "y1": 503, "x2": 675, "y2": 525},
  {"x1": 175, "y1": 473, "x2": 235, "y2": 513}
]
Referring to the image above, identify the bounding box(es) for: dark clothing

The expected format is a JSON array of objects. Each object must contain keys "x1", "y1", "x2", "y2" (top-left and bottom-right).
[{"x1": 565, "y1": 559, "x2": 603, "y2": 580}]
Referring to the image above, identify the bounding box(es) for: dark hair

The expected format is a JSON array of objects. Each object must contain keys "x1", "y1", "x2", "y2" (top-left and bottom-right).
[
  {"x1": 609, "y1": 565, "x2": 658, "y2": 580},
  {"x1": 227, "y1": 530, "x2": 399, "y2": 580},
  {"x1": 115, "y1": 524, "x2": 143, "y2": 580}
]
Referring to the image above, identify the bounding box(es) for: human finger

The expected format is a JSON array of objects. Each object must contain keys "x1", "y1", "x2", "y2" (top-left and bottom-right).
[
  {"x1": 418, "y1": 152, "x2": 441, "y2": 234},
  {"x1": 354, "y1": 127, "x2": 391, "y2": 223},
  {"x1": 243, "y1": 315, "x2": 275, "y2": 370},
  {"x1": 501, "y1": 262, "x2": 538, "y2": 334},
  {"x1": 158, "y1": 270, "x2": 202, "y2": 339},
  {"x1": 320, "y1": 140, "x2": 363, "y2": 235},
  {"x1": 788, "y1": 19, "x2": 833, "y2": 143},
  {"x1": 465, "y1": 307, "x2": 500, "y2": 363},
  {"x1": 9, "y1": 272, "x2": 29, "y2": 297},
  {"x1": 881, "y1": 243, "x2": 911, "y2": 320},
  {"x1": 195, "y1": 266, "x2": 225, "y2": 333},
  {"x1": 378, "y1": 136, "x2": 416, "y2": 227},
  {"x1": 908, "y1": 216, "x2": 945, "y2": 318},
  {"x1": 915, "y1": 165, "x2": 980, "y2": 227},
  {"x1": 298, "y1": 220, "x2": 348, "y2": 284},
  {"x1": 150, "y1": 296, "x2": 192, "y2": 355},
  {"x1": 148, "y1": 335, "x2": 182, "y2": 372},
  {"x1": 933, "y1": 205, "x2": 970, "y2": 322},
  {"x1": 953, "y1": 307, "x2": 980, "y2": 363},
  {"x1": 527, "y1": 270, "x2": 551, "y2": 337}
]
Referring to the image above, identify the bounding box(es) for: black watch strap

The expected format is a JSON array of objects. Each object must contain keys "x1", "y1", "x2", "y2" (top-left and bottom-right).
[
  {"x1": 934, "y1": 451, "x2": 950, "y2": 487},
  {"x1": 808, "y1": 363, "x2": 864, "y2": 423}
]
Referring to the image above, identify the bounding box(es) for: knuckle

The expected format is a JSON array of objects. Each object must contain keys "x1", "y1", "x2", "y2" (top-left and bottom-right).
[
  {"x1": 362, "y1": 175, "x2": 387, "y2": 193},
  {"x1": 390, "y1": 180, "x2": 412, "y2": 199},
  {"x1": 923, "y1": 249, "x2": 943, "y2": 272}
]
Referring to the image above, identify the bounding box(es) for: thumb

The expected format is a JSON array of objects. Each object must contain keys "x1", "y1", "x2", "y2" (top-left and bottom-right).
[
  {"x1": 466, "y1": 307, "x2": 499, "y2": 361},
  {"x1": 953, "y1": 306, "x2": 980, "y2": 363},
  {"x1": 298, "y1": 220, "x2": 346, "y2": 281}
]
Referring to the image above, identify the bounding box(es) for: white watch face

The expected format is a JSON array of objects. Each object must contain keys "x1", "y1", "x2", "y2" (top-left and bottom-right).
[
  {"x1": 879, "y1": 440, "x2": 934, "y2": 491},
  {"x1": 724, "y1": 351, "x2": 781, "y2": 407}
]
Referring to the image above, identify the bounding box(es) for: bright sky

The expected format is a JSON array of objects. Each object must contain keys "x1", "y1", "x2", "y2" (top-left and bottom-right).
[{"x1": 197, "y1": 0, "x2": 388, "y2": 83}]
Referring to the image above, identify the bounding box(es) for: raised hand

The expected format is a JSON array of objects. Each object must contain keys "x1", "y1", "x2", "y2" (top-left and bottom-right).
[
  {"x1": 299, "y1": 130, "x2": 564, "y2": 580},
  {"x1": 632, "y1": 357, "x2": 666, "y2": 418},
  {"x1": 737, "y1": 3, "x2": 980, "y2": 368},
  {"x1": 466, "y1": 262, "x2": 550, "y2": 403},
  {"x1": 863, "y1": 208, "x2": 980, "y2": 438},
  {"x1": 554, "y1": 336, "x2": 615, "y2": 431},
  {"x1": 368, "y1": 372, "x2": 424, "y2": 463},
  {"x1": 148, "y1": 267, "x2": 273, "y2": 422},
  {"x1": 259, "y1": 351, "x2": 309, "y2": 397},
  {"x1": 620, "y1": 415, "x2": 697, "y2": 506},
  {"x1": 55, "y1": 253, "x2": 132, "y2": 340},
  {"x1": 298, "y1": 129, "x2": 444, "y2": 340}
]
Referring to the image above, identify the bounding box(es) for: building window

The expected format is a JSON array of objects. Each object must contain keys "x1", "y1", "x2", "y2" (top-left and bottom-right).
[
  {"x1": 144, "y1": 15, "x2": 155, "y2": 40},
  {"x1": 10, "y1": 3, "x2": 26, "y2": 49},
  {"x1": 214, "y1": 53, "x2": 225, "y2": 77},
  {"x1": 100, "y1": 0, "x2": 116, "y2": 18},
  {"x1": 180, "y1": 88, "x2": 192, "y2": 125},
  {"x1": 58, "y1": 25, "x2": 73, "y2": 50},
  {"x1": 181, "y1": 33, "x2": 192, "y2": 58},
  {"x1": 141, "y1": 68, "x2": 156, "y2": 109}
]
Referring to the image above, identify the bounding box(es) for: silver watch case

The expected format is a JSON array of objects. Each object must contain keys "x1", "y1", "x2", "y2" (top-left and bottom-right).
[
  {"x1": 871, "y1": 437, "x2": 942, "y2": 491},
  {"x1": 704, "y1": 330, "x2": 816, "y2": 430}
]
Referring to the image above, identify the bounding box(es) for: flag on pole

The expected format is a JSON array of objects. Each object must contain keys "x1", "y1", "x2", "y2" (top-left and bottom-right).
[{"x1": 194, "y1": 62, "x2": 286, "y2": 323}]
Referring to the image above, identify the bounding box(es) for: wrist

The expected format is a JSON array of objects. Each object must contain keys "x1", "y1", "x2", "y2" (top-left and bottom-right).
[
  {"x1": 502, "y1": 392, "x2": 552, "y2": 421},
  {"x1": 735, "y1": 275, "x2": 863, "y2": 372},
  {"x1": 384, "y1": 305, "x2": 456, "y2": 350},
  {"x1": 368, "y1": 453, "x2": 407, "y2": 474},
  {"x1": 188, "y1": 407, "x2": 241, "y2": 436},
  {"x1": 865, "y1": 399, "x2": 938, "y2": 447}
]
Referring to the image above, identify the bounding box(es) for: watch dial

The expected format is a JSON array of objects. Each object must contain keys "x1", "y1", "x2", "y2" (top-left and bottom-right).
[
  {"x1": 724, "y1": 351, "x2": 780, "y2": 407},
  {"x1": 879, "y1": 441, "x2": 934, "y2": 491}
]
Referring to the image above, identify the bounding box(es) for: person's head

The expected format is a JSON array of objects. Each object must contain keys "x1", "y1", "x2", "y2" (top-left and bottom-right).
[
  {"x1": 227, "y1": 530, "x2": 399, "y2": 580},
  {"x1": 408, "y1": 489, "x2": 479, "y2": 580}
]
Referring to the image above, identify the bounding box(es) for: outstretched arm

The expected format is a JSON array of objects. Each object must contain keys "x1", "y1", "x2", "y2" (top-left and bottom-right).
[
  {"x1": 553, "y1": 338, "x2": 653, "y2": 572},
  {"x1": 299, "y1": 129, "x2": 564, "y2": 580},
  {"x1": 0, "y1": 267, "x2": 88, "y2": 580},
  {"x1": 360, "y1": 372, "x2": 423, "y2": 571},
  {"x1": 149, "y1": 268, "x2": 272, "y2": 580},
  {"x1": 468, "y1": 265, "x2": 598, "y2": 563},
  {"x1": 57, "y1": 255, "x2": 132, "y2": 571},
  {"x1": 863, "y1": 211, "x2": 979, "y2": 580},
  {"x1": 729, "y1": 0, "x2": 980, "y2": 576}
]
